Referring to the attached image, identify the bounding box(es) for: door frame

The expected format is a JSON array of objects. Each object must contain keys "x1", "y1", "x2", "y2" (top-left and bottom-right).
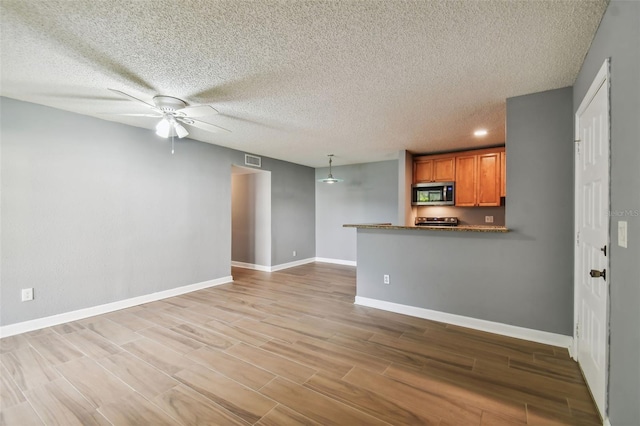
[
  {"x1": 231, "y1": 165, "x2": 272, "y2": 271},
  {"x1": 572, "y1": 58, "x2": 610, "y2": 419}
]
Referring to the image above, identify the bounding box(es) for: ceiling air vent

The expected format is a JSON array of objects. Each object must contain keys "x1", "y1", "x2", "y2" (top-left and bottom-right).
[{"x1": 245, "y1": 154, "x2": 262, "y2": 168}]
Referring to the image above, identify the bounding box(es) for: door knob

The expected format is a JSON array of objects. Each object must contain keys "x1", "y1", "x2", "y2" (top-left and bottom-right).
[{"x1": 590, "y1": 269, "x2": 606, "y2": 280}]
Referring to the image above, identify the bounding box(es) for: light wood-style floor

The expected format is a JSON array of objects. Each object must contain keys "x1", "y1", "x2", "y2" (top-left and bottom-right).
[{"x1": 1, "y1": 263, "x2": 600, "y2": 425}]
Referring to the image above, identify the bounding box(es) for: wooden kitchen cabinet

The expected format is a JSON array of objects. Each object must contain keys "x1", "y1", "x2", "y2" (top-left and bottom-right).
[
  {"x1": 454, "y1": 155, "x2": 477, "y2": 206},
  {"x1": 500, "y1": 150, "x2": 506, "y2": 197},
  {"x1": 477, "y1": 152, "x2": 501, "y2": 206},
  {"x1": 454, "y1": 148, "x2": 503, "y2": 207},
  {"x1": 433, "y1": 157, "x2": 455, "y2": 181},
  {"x1": 413, "y1": 158, "x2": 433, "y2": 183},
  {"x1": 414, "y1": 147, "x2": 504, "y2": 205},
  {"x1": 413, "y1": 155, "x2": 455, "y2": 183}
]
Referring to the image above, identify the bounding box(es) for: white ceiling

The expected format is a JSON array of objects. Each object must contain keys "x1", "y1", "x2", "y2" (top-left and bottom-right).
[{"x1": 0, "y1": 0, "x2": 607, "y2": 168}]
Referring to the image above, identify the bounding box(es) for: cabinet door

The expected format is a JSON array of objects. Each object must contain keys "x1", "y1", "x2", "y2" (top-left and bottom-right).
[
  {"x1": 500, "y1": 151, "x2": 506, "y2": 197},
  {"x1": 433, "y1": 157, "x2": 455, "y2": 181},
  {"x1": 455, "y1": 155, "x2": 476, "y2": 206},
  {"x1": 477, "y1": 152, "x2": 501, "y2": 206},
  {"x1": 414, "y1": 159, "x2": 433, "y2": 183}
]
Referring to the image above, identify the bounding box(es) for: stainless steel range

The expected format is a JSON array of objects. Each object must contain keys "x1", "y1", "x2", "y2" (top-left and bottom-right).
[{"x1": 415, "y1": 216, "x2": 459, "y2": 227}]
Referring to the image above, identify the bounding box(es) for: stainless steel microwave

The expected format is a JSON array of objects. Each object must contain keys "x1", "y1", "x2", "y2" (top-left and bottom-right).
[{"x1": 411, "y1": 182, "x2": 455, "y2": 206}]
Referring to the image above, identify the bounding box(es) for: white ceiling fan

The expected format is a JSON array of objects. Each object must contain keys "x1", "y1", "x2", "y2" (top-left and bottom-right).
[{"x1": 108, "y1": 88, "x2": 230, "y2": 139}]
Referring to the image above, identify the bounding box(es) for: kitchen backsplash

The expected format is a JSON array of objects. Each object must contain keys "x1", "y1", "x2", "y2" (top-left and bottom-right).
[{"x1": 413, "y1": 205, "x2": 506, "y2": 226}]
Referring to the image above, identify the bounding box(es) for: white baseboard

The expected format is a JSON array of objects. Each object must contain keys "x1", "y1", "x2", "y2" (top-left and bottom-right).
[
  {"x1": 355, "y1": 296, "x2": 573, "y2": 349},
  {"x1": 0, "y1": 276, "x2": 233, "y2": 338},
  {"x1": 233, "y1": 258, "x2": 355, "y2": 272},
  {"x1": 270, "y1": 258, "x2": 316, "y2": 272},
  {"x1": 232, "y1": 258, "x2": 317, "y2": 272},
  {"x1": 315, "y1": 257, "x2": 357, "y2": 266},
  {"x1": 231, "y1": 261, "x2": 271, "y2": 272}
]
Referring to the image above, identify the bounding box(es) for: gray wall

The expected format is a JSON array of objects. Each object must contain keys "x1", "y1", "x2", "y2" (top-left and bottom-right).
[
  {"x1": 0, "y1": 97, "x2": 315, "y2": 326},
  {"x1": 398, "y1": 150, "x2": 413, "y2": 226},
  {"x1": 573, "y1": 1, "x2": 640, "y2": 423},
  {"x1": 315, "y1": 161, "x2": 398, "y2": 262},
  {"x1": 268, "y1": 156, "x2": 315, "y2": 264},
  {"x1": 356, "y1": 87, "x2": 575, "y2": 334}
]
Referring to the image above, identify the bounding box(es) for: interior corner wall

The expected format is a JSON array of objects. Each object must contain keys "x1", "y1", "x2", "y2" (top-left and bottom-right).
[
  {"x1": 315, "y1": 161, "x2": 398, "y2": 262},
  {"x1": 398, "y1": 150, "x2": 413, "y2": 226},
  {"x1": 572, "y1": 1, "x2": 640, "y2": 423},
  {"x1": 0, "y1": 97, "x2": 315, "y2": 327}
]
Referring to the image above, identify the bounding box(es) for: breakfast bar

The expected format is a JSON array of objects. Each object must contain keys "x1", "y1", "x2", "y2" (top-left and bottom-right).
[
  {"x1": 343, "y1": 223, "x2": 509, "y2": 233},
  {"x1": 342, "y1": 221, "x2": 572, "y2": 347}
]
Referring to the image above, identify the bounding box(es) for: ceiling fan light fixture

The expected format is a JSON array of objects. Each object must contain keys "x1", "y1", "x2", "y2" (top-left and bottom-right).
[
  {"x1": 318, "y1": 154, "x2": 344, "y2": 184},
  {"x1": 155, "y1": 117, "x2": 172, "y2": 138},
  {"x1": 174, "y1": 122, "x2": 189, "y2": 138}
]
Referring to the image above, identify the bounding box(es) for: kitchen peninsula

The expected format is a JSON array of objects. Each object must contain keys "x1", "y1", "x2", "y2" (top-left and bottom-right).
[
  {"x1": 344, "y1": 223, "x2": 508, "y2": 232},
  {"x1": 345, "y1": 221, "x2": 571, "y2": 349}
]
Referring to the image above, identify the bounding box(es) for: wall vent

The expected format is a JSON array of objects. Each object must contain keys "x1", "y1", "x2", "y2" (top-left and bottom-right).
[{"x1": 245, "y1": 154, "x2": 262, "y2": 168}]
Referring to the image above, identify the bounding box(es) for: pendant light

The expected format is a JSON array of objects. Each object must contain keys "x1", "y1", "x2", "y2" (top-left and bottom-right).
[{"x1": 318, "y1": 154, "x2": 343, "y2": 184}]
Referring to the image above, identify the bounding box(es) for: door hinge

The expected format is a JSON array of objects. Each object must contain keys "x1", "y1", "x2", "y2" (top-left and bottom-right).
[
  {"x1": 575, "y1": 139, "x2": 581, "y2": 156},
  {"x1": 576, "y1": 322, "x2": 579, "y2": 338},
  {"x1": 576, "y1": 231, "x2": 580, "y2": 246}
]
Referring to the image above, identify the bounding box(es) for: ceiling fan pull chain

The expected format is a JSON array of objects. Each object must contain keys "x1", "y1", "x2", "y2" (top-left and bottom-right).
[{"x1": 171, "y1": 134, "x2": 175, "y2": 154}]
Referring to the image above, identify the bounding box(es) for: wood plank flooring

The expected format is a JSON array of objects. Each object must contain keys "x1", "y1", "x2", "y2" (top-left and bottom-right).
[{"x1": 0, "y1": 263, "x2": 600, "y2": 425}]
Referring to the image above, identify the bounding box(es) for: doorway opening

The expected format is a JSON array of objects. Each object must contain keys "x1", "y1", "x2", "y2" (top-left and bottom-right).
[{"x1": 231, "y1": 165, "x2": 272, "y2": 271}]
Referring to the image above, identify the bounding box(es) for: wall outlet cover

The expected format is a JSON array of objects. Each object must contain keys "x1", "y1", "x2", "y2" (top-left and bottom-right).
[
  {"x1": 618, "y1": 221, "x2": 628, "y2": 248},
  {"x1": 21, "y1": 288, "x2": 34, "y2": 302}
]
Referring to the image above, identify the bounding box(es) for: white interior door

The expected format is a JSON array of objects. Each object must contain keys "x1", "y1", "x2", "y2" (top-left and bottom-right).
[{"x1": 574, "y1": 59, "x2": 610, "y2": 420}]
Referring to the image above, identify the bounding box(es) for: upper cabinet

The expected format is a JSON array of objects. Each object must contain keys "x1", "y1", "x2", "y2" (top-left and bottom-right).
[
  {"x1": 414, "y1": 147, "x2": 505, "y2": 207},
  {"x1": 413, "y1": 155, "x2": 455, "y2": 183},
  {"x1": 454, "y1": 154, "x2": 477, "y2": 206},
  {"x1": 500, "y1": 151, "x2": 506, "y2": 197},
  {"x1": 475, "y1": 151, "x2": 501, "y2": 206}
]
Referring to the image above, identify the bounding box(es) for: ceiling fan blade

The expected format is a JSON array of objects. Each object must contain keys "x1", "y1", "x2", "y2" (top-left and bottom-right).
[
  {"x1": 108, "y1": 88, "x2": 158, "y2": 110},
  {"x1": 113, "y1": 113, "x2": 163, "y2": 117},
  {"x1": 176, "y1": 105, "x2": 218, "y2": 117},
  {"x1": 178, "y1": 117, "x2": 230, "y2": 133}
]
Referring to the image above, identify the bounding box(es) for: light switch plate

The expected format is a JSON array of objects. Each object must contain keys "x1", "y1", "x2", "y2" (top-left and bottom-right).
[{"x1": 618, "y1": 221, "x2": 628, "y2": 248}]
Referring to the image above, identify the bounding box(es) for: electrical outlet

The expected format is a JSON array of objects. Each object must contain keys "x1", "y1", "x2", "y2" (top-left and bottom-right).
[
  {"x1": 618, "y1": 221, "x2": 628, "y2": 248},
  {"x1": 21, "y1": 288, "x2": 34, "y2": 302},
  {"x1": 485, "y1": 216, "x2": 494, "y2": 223},
  {"x1": 383, "y1": 274, "x2": 390, "y2": 285},
  {"x1": 293, "y1": 250, "x2": 297, "y2": 257}
]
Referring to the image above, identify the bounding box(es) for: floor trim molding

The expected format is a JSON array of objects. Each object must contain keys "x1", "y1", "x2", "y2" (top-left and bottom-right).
[
  {"x1": 233, "y1": 258, "x2": 320, "y2": 272},
  {"x1": 315, "y1": 257, "x2": 357, "y2": 266},
  {"x1": 270, "y1": 258, "x2": 316, "y2": 272},
  {"x1": 231, "y1": 261, "x2": 272, "y2": 272},
  {"x1": 0, "y1": 276, "x2": 233, "y2": 338},
  {"x1": 355, "y1": 296, "x2": 573, "y2": 349}
]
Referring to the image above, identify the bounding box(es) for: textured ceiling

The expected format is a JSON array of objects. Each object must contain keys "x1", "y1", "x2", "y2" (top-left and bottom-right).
[{"x1": 0, "y1": 0, "x2": 607, "y2": 167}]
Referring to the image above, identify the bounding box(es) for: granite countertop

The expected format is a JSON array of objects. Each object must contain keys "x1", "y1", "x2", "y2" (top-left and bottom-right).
[{"x1": 343, "y1": 223, "x2": 509, "y2": 233}]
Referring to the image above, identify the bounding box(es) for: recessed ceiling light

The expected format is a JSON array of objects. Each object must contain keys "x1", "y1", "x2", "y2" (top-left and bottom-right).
[{"x1": 474, "y1": 129, "x2": 488, "y2": 137}]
